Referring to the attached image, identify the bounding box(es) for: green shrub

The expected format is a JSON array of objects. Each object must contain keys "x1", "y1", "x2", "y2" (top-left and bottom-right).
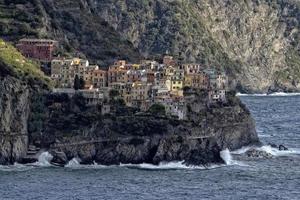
[{"x1": 148, "y1": 104, "x2": 166, "y2": 115}]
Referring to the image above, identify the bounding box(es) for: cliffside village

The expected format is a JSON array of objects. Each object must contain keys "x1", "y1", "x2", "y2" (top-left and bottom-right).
[{"x1": 16, "y1": 39, "x2": 229, "y2": 119}]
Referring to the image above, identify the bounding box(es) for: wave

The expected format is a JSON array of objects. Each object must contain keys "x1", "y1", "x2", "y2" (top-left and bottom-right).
[
  {"x1": 0, "y1": 163, "x2": 35, "y2": 172},
  {"x1": 237, "y1": 92, "x2": 300, "y2": 97},
  {"x1": 231, "y1": 145, "x2": 300, "y2": 157},
  {"x1": 65, "y1": 158, "x2": 81, "y2": 168},
  {"x1": 32, "y1": 152, "x2": 53, "y2": 167},
  {"x1": 120, "y1": 161, "x2": 218, "y2": 170},
  {"x1": 220, "y1": 149, "x2": 248, "y2": 167},
  {"x1": 258, "y1": 146, "x2": 300, "y2": 157}
]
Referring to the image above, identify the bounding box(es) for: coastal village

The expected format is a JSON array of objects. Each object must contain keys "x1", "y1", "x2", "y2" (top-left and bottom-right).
[{"x1": 16, "y1": 38, "x2": 229, "y2": 120}]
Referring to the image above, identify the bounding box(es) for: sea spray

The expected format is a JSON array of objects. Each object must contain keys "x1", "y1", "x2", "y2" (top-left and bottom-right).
[
  {"x1": 120, "y1": 161, "x2": 222, "y2": 170},
  {"x1": 65, "y1": 158, "x2": 81, "y2": 168},
  {"x1": 34, "y1": 152, "x2": 53, "y2": 167},
  {"x1": 220, "y1": 149, "x2": 233, "y2": 165},
  {"x1": 258, "y1": 146, "x2": 300, "y2": 157},
  {"x1": 231, "y1": 145, "x2": 300, "y2": 157},
  {"x1": 236, "y1": 92, "x2": 300, "y2": 97}
]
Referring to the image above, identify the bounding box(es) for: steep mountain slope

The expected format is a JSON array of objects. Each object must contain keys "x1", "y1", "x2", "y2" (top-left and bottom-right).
[
  {"x1": 94, "y1": 0, "x2": 300, "y2": 92},
  {"x1": 1, "y1": 0, "x2": 300, "y2": 92},
  {"x1": 0, "y1": 0, "x2": 141, "y2": 65}
]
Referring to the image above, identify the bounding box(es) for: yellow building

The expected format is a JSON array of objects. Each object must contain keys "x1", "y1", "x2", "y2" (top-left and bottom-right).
[
  {"x1": 51, "y1": 58, "x2": 89, "y2": 88},
  {"x1": 164, "y1": 67, "x2": 184, "y2": 96},
  {"x1": 184, "y1": 72, "x2": 209, "y2": 89}
]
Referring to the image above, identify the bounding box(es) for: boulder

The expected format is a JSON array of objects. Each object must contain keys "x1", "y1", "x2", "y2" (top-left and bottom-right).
[
  {"x1": 246, "y1": 149, "x2": 273, "y2": 159},
  {"x1": 279, "y1": 145, "x2": 288, "y2": 151},
  {"x1": 50, "y1": 150, "x2": 68, "y2": 166}
]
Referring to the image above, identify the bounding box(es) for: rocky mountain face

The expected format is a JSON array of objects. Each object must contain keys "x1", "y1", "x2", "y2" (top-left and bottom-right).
[
  {"x1": 19, "y1": 90, "x2": 259, "y2": 166},
  {"x1": 94, "y1": 0, "x2": 300, "y2": 93},
  {"x1": 2, "y1": 0, "x2": 300, "y2": 92},
  {"x1": 0, "y1": 73, "x2": 29, "y2": 164}
]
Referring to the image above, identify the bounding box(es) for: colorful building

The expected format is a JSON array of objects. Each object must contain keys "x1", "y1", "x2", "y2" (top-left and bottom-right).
[{"x1": 17, "y1": 38, "x2": 58, "y2": 62}]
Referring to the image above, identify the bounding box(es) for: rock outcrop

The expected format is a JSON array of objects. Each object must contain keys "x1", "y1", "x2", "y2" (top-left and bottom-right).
[
  {"x1": 23, "y1": 90, "x2": 259, "y2": 166},
  {"x1": 0, "y1": 73, "x2": 30, "y2": 164}
]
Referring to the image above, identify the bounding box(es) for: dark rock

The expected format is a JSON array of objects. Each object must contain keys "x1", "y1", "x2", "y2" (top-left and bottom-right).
[
  {"x1": 246, "y1": 149, "x2": 273, "y2": 159},
  {"x1": 269, "y1": 143, "x2": 278, "y2": 148},
  {"x1": 18, "y1": 157, "x2": 38, "y2": 164},
  {"x1": 50, "y1": 150, "x2": 68, "y2": 166},
  {"x1": 279, "y1": 145, "x2": 288, "y2": 151}
]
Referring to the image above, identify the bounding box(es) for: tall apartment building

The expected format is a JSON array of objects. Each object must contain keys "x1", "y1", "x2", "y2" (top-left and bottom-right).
[{"x1": 16, "y1": 39, "x2": 58, "y2": 62}]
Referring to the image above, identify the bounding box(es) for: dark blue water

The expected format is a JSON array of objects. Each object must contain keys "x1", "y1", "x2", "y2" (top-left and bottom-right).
[{"x1": 1, "y1": 95, "x2": 300, "y2": 200}]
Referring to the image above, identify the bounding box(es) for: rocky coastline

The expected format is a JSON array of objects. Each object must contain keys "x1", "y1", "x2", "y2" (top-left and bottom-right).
[{"x1": 0, "y1": 71, "x2": 260, "y2": 166}]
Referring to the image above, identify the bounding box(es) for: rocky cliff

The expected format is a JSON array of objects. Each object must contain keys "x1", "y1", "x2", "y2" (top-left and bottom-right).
[
  {"x1": 21, "y1": 90, "x2": 259, "y2": 167},
  {"x1": 0, "y1": 74, "x2": 29, "y2": 164},
  {"x1": 0, "y1": 37, "x2": 259, "y2": 167},
  {"x1": 0, "y1": 40, "x2": 49, "y2": 164},
  {"x1": 2, "y1": 0, "x2": 300, "y2": 92}
]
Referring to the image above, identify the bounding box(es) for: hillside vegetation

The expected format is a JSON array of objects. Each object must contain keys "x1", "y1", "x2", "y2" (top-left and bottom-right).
[
  {"x1": 0, "y1": 39, "x2": 51, "y2": 88},
  {"x1": 1, "y1": 0, "x2": 300, "y2": 92}
]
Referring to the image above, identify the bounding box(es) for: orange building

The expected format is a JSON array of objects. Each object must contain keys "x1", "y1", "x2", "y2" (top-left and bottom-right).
[{"x1": 92, "y1": 69, "x2": 107, "y2": 88}]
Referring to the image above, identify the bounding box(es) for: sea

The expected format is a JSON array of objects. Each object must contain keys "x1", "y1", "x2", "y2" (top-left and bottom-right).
[{"x1": 0, "y1": 94, "x2": 300, "y2": 200}]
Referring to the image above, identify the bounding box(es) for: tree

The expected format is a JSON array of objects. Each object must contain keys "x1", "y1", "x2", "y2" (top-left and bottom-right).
[
  {"x1": 109, "y1": 89, "x2": 119, "y2": 98},
  {"x1": 74, "y1": 75, "x2": 80, "y2": 90},
  {"x1": 79, "y1": 77, "x2": 85, "y2": 89},
  {"x1": 148, "y1": 104, "x2": 166, "y2": 115}
]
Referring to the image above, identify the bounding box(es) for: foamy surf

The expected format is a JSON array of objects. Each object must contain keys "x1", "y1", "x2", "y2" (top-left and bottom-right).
[
  {"x1": 220, "y1": 149, "x2": 248, "y2": 167},
  {"x1": 65, "y1": 158, "x2": 81, "y2": 168},
  {"x1": 231, "y1": 145, "x2": 300, "y2": 157},
  {"x1": 237, "y1": 92, "x2": 300, "y2": 97},
  {"x1": 0, "y1": 163, "x2": 35, "y2": 172},
  {"x1": 258, "y1": 146, "x2": 300, "y2": 157},
  {"x1": 32, "y1": 152, "x2": 53, "y2": 167},
  {"x1": 120, "y1": 161, "x2": 223, "y2": 170}
]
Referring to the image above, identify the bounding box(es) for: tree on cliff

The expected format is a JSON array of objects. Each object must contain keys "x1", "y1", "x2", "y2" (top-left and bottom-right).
[
  {"x1": 73, "y1": 75, "x2": 82, "y2": 90},
  {"x1": 79, "y1": 77, "x2": 85, "y2": 89},
  {"x1": 148, "y1": 104, "x2": 166, "y2": 116}
]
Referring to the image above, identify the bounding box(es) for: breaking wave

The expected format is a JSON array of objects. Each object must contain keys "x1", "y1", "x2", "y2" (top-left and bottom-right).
[
  {"x1": 120, "y1": 161, "x2": 215, "y2": 170},
  {"x1": 231, "y1": 145, "x2": 300, "y2": 157},
  {"x1": 220, "y1": 149, "x2": 233, "y2": 165},
  {"x1": 32, "y1": 152, "x2": 53, "y2": 167},
  {"x1": 65, "y1": 158, "x2": 81, "y2": 168},
  {"x1": 237, "y1": 92, "x2": 300, "y2": 97},
  {"x1": 220, "y1": 149, "x2": 248, "y2": 167}
]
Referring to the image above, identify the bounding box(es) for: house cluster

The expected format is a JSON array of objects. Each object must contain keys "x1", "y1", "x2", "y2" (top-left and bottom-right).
[
  {"x1": 50, "y1": 56, "x2": 228, "y2": 119},
  {"x1": 15, "y1": 38, "x2": 229, "y2": 120}
]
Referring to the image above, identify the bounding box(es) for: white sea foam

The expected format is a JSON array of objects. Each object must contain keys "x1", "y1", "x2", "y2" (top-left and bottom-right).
[
  {"x1": 231, "y1": 145, "x2": 300, "y2": 157},
  {"x1": 237, "y1": 92, "x2": 300, "y2": 97},
  {"x1": 120, "y1": 161, "x2": 223, "y2": 170},
  {"x1": 32, "y1": 152, "x2": 53, "y2": 167},
  {"x1": 220, "y1": 149, "x2": 249, "y2": 167},
  {"x1": 0, "y1": 163, "x2": 34, "y2": 172},
  {"x1": 257, "y1": 146, "x2": 300, "y2": 157},
  {"x1": 220, "y1": 149, "x2": 233, "y2": 165},
  {"x1": 65, "y1": 158, "x2": 81, "y2": 168}
]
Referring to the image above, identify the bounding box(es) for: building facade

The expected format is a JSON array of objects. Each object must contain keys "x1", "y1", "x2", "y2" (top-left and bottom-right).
[{"x1": 17, "y1": 39, "x2": 58, "y2": 62}]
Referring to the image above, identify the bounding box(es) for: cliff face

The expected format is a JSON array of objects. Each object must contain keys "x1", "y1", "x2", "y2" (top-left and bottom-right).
[
  {"x1": 2, "y1": 0, "x2": 300, "y2": 92},
  {"x1": 0, "y1": 75, "x2": 29, "y2": 164},
  {"x1": 24, "y1": 91, "x2": 259, "y2": 166},
  {"x1": 0, "y1": 40, "x2": 49, "y2": 165}
]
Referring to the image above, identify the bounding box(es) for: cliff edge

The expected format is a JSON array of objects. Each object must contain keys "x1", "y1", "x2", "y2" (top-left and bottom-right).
[{"x1": 0, "y1": 40, "x2": 259, "y2": 166}]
